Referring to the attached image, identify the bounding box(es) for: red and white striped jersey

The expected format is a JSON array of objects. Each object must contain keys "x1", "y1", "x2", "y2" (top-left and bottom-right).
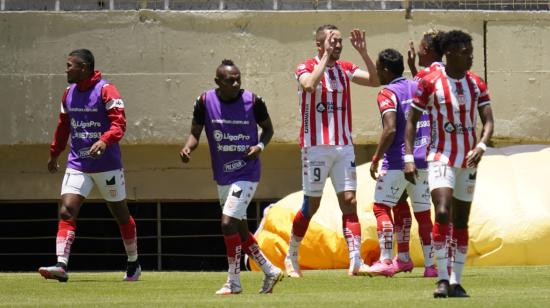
[
  {"x1": 411, "y1": 69, "x2": 491, "y2": 168},
  {"x1": 414, "y1": 62, "x2": 444, "y2": 81},
  {"x1": 295, "y1": 57, "x2": 358, "y2": 148}
]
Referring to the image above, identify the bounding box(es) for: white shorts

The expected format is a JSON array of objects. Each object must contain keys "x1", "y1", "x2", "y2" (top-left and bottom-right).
[
  {"x1": 374, "y1": 169, "x2": 431, "y2": 212},
  {"x1": 427, "y1": 161, "x2": 477, "y2": 202},
  {"x1": 302, "y1": 145, "x2": 357, "y2": 197},
  {"x1": 217, "y1": 181, "x2": 258, "y2": 220},
  {"x1": 61, "y1": 168, "x2": 126, "y2": 202}
]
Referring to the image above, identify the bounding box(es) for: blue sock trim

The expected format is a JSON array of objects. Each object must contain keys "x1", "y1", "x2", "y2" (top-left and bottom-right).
[{"x1": 300, "y1": 195, "x2": 310, "y2": 219}]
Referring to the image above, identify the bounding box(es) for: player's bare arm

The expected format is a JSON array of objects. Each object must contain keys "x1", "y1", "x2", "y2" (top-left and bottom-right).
[
  {"x1": 300, "y1": 31, "x2": 336, "y2": 92},
  {"x1": 370, "y1": 111, "x2": 397, "y2": 180},
  {"x1": 404, "y1": 108, "x2": 422, "y2": 184},
  {"x1": 180, "y1": 122, "x2": 203, "y2": 163},
  {"x1": 244, "y1": 117, "x2": 274, "y2": 161},
  {"x1": 407, "y1": 41, "x2": 418, "y2": 77},
  {"x1": 349, "y1": 29, "x2": 380, "y2": 87},
  {"x1": 466, "y1": 104, "x2": 494, "y2": 168}
]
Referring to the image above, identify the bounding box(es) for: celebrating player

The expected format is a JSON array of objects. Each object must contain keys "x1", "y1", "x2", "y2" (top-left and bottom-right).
[
  {"x1": 180, "y1": 59, "x2": 283, "y2": 295},
  {"x1": 404, "y1": 30, "x2": 495, "y2": 298},
  {"x1": 408, "y1": 29, "x2": 446, "y2": 80},
  {"x1": 368, "y1": 48, "x2": 436, "y2": 277},
  {"x1": 284, "y1": 24, "x2": 380, "y2": 278},
  {"x1": 39, "y1": 49, "x2": 140, "y2": 282}
]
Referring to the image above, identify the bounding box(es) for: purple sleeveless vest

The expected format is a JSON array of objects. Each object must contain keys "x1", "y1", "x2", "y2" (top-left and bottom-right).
[
  {"x1": 382, "y1": 77, "x2": 429, "y2": 171},
  {"x1": 203, "y1": 89, "x2": 260, "y2": 185},
  {"x1": 65, "y1": 79, "x2": 123, "y2": 173}
]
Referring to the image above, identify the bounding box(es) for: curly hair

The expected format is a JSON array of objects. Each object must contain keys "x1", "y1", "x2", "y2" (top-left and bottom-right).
[
  {"x1": 378, "y1": 48, "x2": 404, "y2": 76},
  {"x1": 439, "y1": 30, "x2": 472, "y2": 54},
  {"x1": 422, "y1": 28, "x2": 445, "y2": 57}
]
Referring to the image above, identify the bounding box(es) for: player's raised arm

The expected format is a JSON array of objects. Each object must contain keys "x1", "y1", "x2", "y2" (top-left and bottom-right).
[
  {"x1": 299, "y1": 31, "x2": 337, "y2": 92},
  {"x1": 349, "y1": 29, "x2": 380, "y2": 87}
]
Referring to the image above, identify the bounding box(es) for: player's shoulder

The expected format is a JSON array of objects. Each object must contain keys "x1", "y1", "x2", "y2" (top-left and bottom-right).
[
  {"x1": 296, "y1": 58, "x2": 316, "y2": 69},
  {"x1": 378, "y1": 87, "x2": 395, "y2": 98},
  {"x1": 466, "y1": 71, "x2": 485, "y2": 83},
  {"x1": 336, "y1": 60, "x2": 357, "y2": 71}
]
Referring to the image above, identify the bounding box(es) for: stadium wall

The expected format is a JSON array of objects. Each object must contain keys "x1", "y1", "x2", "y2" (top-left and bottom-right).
[{"x1": 1, "y1": 10, "x2": 549, "y2": 200}]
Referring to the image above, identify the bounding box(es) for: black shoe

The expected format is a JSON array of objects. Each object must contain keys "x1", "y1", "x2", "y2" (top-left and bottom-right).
[
  {"x1": 449, "y1": 284, "x2": 469, "y2": 298},
  {"x1": 433, "y1": 279, "x2": 450, "y2": 298},
  {"x1": 123, "y1": 260, "x2": 141, "y2": 281}
]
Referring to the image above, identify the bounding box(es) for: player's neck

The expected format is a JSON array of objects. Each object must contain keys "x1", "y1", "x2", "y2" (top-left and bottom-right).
[{"x1": 445, "y1": 66, "x2": 466, "y2": 79}]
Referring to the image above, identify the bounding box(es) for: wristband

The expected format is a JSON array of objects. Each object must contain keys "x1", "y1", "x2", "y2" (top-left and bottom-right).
[
  {"x1": 256, "y1": 142, "x2": 265, "y2": 151},
  {"x1": 476, "y1": 142, "x2": 487, "y2": 152},
  {"x1": 404, "y1": 154, "x2": 415, "y2": 163}
]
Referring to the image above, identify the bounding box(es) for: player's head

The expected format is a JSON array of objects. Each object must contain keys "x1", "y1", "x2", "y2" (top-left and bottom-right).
[
  {"x1": 440, "y1": 30, "x2": 473, "y2": 72},
  {"x1": 315, "y1": 24, "x2": 342, "y2": 61},
  {"x1": 215, "y1": 59, "x2": 241, "y2": 99},
  {"x1": 376, "y1": 48, "x2": 404, "y2": 85},
  {"x1": 418, "y1": 29, "x2": 445, "y2": 67},
  {"x1": 66, "y1": 49, "x2": 94, "y2": 83}
]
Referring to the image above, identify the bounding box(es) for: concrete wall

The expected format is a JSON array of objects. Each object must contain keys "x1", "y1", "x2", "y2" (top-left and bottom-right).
[{"x1": 1, "y1": 10, "x2": 549, "y2": 200}]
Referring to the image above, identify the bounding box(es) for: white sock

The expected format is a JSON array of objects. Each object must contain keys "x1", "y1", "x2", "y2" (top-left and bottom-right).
[
  {"x1": 422, "y1": 245, "x2": 435, "y2": 267},
  {"x1": 450, "y1": 246, "x2": 467, "y2": 285},
  {"x1": 247, "y1": 242, "x2": 277, "y2": 274},
  {"x1": 287, "y1": 234, "x2": 302, "y2": 258},
  {"x1": 434, "y1": 241, "x2": 449, "y2": 281},
  {"x1": 379, "y1": 221, "x2": 393, "y2": 261},
  {"x1": 228, "y1": 246, "x2": 242, "y2": 285}
]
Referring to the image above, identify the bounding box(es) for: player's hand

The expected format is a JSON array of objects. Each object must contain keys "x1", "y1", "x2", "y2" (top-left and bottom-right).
[
  {"x1": 350, "y1": 29, "x2": 367, "y2": 54},
  {"x1": 407, "y1": 41, "x2": 416, "y2": 70},
  {"x1": 89, "y1": 140, "x2": 107, "y2": 158},
  {"x1": 243, "y1": 145, "x2": 262, "y2": 161},
  {"x1": 369, "y1": 159, "x2": 379, "y2": 180},
  {"x1": 404, "y1": 162, "x2": 418, "y2": 184},
  {"x1": 180, "y1": 147, "x2": 192, "y2": 163},
  {"x1": 47, "y1": 155, "x2": 59, "y2": 173},
  {"x1": 466, "y1": 147, "x2": 484, "y2": 168},
  {"x1": 324, "y1": 30, "x2": 336, "y2": 56}
]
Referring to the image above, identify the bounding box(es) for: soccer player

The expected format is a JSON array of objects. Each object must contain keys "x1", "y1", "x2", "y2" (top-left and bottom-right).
[
  {"x1": 179, "y1": 59, "x2": 283, "y2": 295},
  {"x1": 404, "y1": 30, "x2": 494, "y2": 298},
  {"x1": 39, "y1": 49, "x2": 140, "y2": 282},
  {"x1": 410, "y1": 29, "x2": 455, "y2": 276},
  {"x1": 407, "y1": 29, "x2": 445, "y2": 80},
  {"x1": 285, "y1": 25, "x2": 380, "y2": 278},
  {"x1": 368, "y1": 49, "x2": 436, "y2": 278}
]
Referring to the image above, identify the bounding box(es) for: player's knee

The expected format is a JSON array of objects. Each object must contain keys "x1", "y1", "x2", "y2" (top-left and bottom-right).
[
  {"x1": 434, "y1": 208, "x2": 450, "y2": 224},
  {"x1": 344, "y1": 195, "x2": 356, "y2": 207},
  {"x1": 220, "y1": 219, "x2": 238, "y2": 235},
  {"x1": 59, "y1": 205, "x2": 74, "y2": 221}
]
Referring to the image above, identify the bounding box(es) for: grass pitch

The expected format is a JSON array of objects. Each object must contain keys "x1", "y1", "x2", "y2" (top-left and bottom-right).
[{"x1": 1, "y1": 266, "x2": 550, "y2": 307}]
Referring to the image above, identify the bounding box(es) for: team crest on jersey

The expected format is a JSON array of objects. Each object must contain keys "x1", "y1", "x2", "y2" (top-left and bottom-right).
[
  {"x1": 444, "y1": 122, "x2": 456, "y2": 133},
  {"x1": 316, "y1": 102, "x2": 326, "y2": 113},
  {"x1": 330, "y1": 79, "x2": 338, "y2": 89},
  {"x1": 457, "y1": 94, "x2": 467, "y2": 105}
]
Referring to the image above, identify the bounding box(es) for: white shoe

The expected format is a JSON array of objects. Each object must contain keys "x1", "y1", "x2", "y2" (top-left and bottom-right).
[
  {"x1": 259, "y1": 268, "x2": 284, "y2": 294},
  {"x1": 38, "y1": 265, "x2": 69, "y2": 282},
  {"x1": 284, "y1": 255, "x2": 303, "y2": 278},
  {"x1": 348, "y1": 257, "x2": 371, "y2": 276},
  {"x1": 215, "y1": 280, "x2": 242, "y2": 295}
]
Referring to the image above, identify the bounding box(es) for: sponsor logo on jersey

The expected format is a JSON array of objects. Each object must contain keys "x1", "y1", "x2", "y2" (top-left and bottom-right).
[
  {"x1": 71, "y1": 119, "x2": 101, "y2": 129},
  {"x1": 217, "y1": 144, "x2": 250, "y2": 152},
  {"x1": 316, "y1": 102, "x2": 345, "y2": 113},
  {"x1": 223, "y1": 160, "x2": 246, "y2": 173},
  {"x1": 444, "y1": 122, "x2": 475, "y2": 134},
  {"x1": 213, "y1": 130, "x2": 250, "y2": 142}
]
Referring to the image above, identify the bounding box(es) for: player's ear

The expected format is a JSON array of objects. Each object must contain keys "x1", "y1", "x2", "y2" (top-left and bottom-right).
[{"x1": 214, "y1": 77, "x2": 221, "y2": 87}]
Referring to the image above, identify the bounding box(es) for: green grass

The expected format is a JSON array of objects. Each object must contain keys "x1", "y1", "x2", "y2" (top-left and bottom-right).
[{"x1": 1, "y1": 267, "x2": 550, "y2": 307}]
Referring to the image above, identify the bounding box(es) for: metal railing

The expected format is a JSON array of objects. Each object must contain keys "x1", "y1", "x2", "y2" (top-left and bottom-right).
[
  {"x1": 1, "y1": 0, "x2": 548, "y2": 11},
  {"x1": 0, "y1": 200, "x2": 271, "y2": 271}
]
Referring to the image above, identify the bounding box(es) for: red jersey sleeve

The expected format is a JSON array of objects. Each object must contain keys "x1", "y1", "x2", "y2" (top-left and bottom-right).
[
  {"x1": 339, "y1": 61, "x2": 359, "y2": 79},
  {"x1": 295, "y1": 60, "x2": 315, "y2": 81},
  {"x1": 100, "y1": 83, "x2": 126, "y2": 145},
  {"x1": 377, "y1": 88, "x2": 397, "y2": 116},
  {"x1": 469, "y1": 73, "x2": 491, "y2": 107},
  {"x1": 412, "y1": 77, "x2": 434, "y2": 110},
  {"x1": 50, "y1": 88, "x2": 71, "y2": 157}
]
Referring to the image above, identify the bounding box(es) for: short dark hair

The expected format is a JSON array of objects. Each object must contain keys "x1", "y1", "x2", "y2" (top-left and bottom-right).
[
  {"x1": 378, "y1": 48, "x2": 404, "y2": 76},
  {"x1": 439, "y1": 30, "x2": 472, "y2": 53},
  {"x1": 315, "y1": 24, "x2": 338, "y2": 42},
  {"x1": 423, "y1": 29, "x2": 445, "y2": 57},
  {"x1": 69, "y1": 49, "x2": 94, "y2": 71},
  {"x1": 216, "y1": 59, "x2": 238, "y2": 77}
]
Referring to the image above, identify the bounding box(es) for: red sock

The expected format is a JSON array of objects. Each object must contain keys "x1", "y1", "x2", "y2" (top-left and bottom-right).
[
  {"x1": 291, "y1": 210, "x2": 310, "y2": 238},
  {"x1": 56, "y1": 219, "x2": 76, "y2": 263},
  {"x1": 393, "y1": 202, "x2": 412, "y2": 253},
  {"x1": 224, "y1": 234, "x2": 242, "y2": 277},
  {"x1": 119, "y1": 216, "x2": 138, "y2": 261},
  {"x1": 453, "y1": 227, "x2": 468, "y2": 247},
  {"x1": 342, "y1": 213, "x2": 361, "y2": 256},
  {"x1": 432, "y1": 222, "x2": 449, "y2": 249},
  {"x1": 241, "y1": 232, "x2": 257, "y2": 256},
  {"x1": 414, "y1": 210, "x2": 433, "y2": 246},
  {"x1": 373, "y1": 203, "x2": 393, "y2": 230}
]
